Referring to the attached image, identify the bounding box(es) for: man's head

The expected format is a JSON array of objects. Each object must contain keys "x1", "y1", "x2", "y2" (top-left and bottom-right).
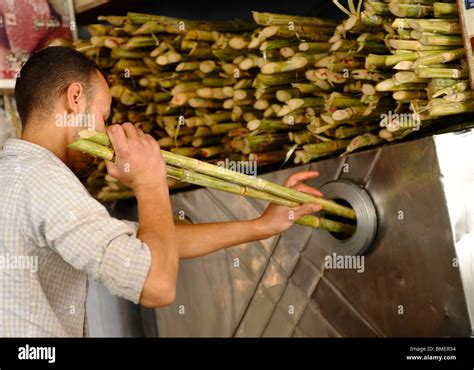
[{"x1": 15, "y1": 46, "x2": 112, "y2": 176}]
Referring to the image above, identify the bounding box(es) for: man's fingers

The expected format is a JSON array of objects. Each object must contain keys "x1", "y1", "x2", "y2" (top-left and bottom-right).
[
  {"x1": 284, "y1": 171, "x2": 320, "y2": 187},
  {"x1": 145, "y1": 133, "x2": 157, "y2": 143},
  {"x1": 293, "y1": 203, "x2": 322, "y2": 220},
  {"x1": 105, "y1": 159, "x2": 119, "y2": 178},
  {"x1": 291, "y1": 183, "x2": 324, "y2": 198},
  {"x1": 107, "y1": 124, "x2": 127, "y2": 156},
  {"x1": 137, "y1": 129, "x2": 147, "y2": 140},
  {"x1": 122, "y1": 122, "x2": 138, "y2": 140}
]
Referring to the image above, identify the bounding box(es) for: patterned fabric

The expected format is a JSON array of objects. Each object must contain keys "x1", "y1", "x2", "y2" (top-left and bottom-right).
[{"x1": 0, "y1": 139, "x2": 151, "y2": 337}]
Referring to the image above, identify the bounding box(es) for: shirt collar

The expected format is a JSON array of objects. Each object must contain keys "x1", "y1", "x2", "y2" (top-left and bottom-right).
[{"x1": 1, "y1": 138, "x2": 68, "y2": 169}]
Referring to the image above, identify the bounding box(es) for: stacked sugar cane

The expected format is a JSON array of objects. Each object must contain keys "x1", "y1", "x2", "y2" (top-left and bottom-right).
[
  {"x1": 225, "y1": 12, "x2": 338, "y2": 165},
  {"x1": 74, "y1": 13, "x2": 259, "y2": 195},
  {"x1": 278, "y1": 0, "x2": 397, "y2": 163},
  {"x1": 78, "y1": 12, "x2": 259, "y2": 163},
  {"x1": 69, "y1": 130, "x2": 357, "y2": 235},
  {"x1": 75, "y1": 3, "x2": 474, "y2": 200},
  {"x1": 75, "y1": 11, "x2": 338, "y2": 195},
  {"x1": 370, "y1": 0, "x2": 474, "y2": 140},
  {"x1": 287, "y1": 0, "x2": 474, "y2": 159},
  {"x1": 80, "y1": 12, "x2": 338, "y2": 167},
  {"x1": 230, "y1": 8, "x2": 391, "y2": 163}
]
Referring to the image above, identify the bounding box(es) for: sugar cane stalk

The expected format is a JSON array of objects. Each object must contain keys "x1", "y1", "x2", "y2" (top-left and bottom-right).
[{"x1": 70, "y1": 131, "x2": 357, "y2": 220}]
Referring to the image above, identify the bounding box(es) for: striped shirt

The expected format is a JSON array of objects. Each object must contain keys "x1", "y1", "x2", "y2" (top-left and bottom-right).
[{"x1": 0, "y1": 139, "x2": 151, "y2": 337}]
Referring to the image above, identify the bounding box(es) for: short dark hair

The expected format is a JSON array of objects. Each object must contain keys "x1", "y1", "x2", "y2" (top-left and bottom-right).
[{"x1": 15, "y1": 46, "x2": 104, "y2": 125}]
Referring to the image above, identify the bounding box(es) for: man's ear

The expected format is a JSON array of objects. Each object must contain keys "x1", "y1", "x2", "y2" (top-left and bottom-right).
[{"x1": 65, "y1": 83, "x2": 84, "y2": 113}]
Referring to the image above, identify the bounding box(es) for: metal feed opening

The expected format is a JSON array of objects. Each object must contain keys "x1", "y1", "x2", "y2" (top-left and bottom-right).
[{"x1": 318, "y1": 180, "x2": 377, "y2": 256}]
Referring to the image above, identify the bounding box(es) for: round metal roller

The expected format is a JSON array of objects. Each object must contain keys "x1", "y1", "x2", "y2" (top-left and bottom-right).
[{"x1": 318, "y1": 180, "x2": 377, "y2": 256}]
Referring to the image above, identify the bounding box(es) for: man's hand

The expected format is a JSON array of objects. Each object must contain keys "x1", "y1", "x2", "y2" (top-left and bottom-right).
[
  {"x1": 105, "y1": 123, "x2": 177, "y2": 308},
  {"x1": 105, "y1": 123, "x2": 167, "y2": 191},
  {"x1": 254, "y1": 171, "x2": 323, "y2": 237}
]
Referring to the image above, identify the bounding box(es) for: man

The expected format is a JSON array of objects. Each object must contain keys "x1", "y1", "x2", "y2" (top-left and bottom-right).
[{"x1": 0, "y1": 46, "x2": 323, "y2": 337}]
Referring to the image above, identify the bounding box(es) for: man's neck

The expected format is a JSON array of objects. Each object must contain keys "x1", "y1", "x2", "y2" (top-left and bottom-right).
[{"x1": 21, "y1": 122, "x2": 69, "y2": 163}]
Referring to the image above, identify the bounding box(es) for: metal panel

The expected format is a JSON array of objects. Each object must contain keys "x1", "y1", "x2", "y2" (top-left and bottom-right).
[
  {"x1": 86, "y1": 279, "x2": 143, "y2": 337},
  {"x1": 152, "y1": 129, "x2": 474, "y2": 337}
]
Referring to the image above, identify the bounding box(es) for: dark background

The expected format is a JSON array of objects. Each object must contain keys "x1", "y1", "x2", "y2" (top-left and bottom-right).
[{"x1": 76, "y1": 0, "x2": 345, "y2": 25}]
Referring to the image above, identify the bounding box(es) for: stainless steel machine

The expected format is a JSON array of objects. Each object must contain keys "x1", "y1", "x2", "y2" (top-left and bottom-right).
[
  {"x1": 64, "y1": 0, "x2": 473, "y2": 338},
  {"x1": 147, "y1": 127, "x2": 474, "y2": 337}
]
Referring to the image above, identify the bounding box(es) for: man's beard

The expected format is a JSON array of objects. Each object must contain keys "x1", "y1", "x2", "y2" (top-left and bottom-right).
[
  {"x1": 71, "y1": 100, "x2": 100, "y2": 180},
  {"x1": 72, "y1": 151, "x2": 98, "y2": 180},
  {"x1": 70, "y1": 102, "x2": 101, "y2": 181}
]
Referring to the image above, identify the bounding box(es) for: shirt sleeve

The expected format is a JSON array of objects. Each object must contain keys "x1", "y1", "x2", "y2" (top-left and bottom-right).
[
  {"x1": 21, "y1": 161, "x2": 152, "y2": 304},
  {"x1": 122, "y1": 220, "x2": 140, "y2": 234}
]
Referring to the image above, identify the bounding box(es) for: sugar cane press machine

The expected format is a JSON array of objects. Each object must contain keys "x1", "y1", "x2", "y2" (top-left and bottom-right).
[
  {"x1": 87, "y1": 119, "x2": 474, "y2": 338},
  {"x1": 129, "y1": 125, "x2": 466, "y2": 338},
  {"x1": 85, "y1": 1, "x2": 474, "y2": 338},
  {"x1": 143, "y1": 1, "x2": 474, "y2": 338}
]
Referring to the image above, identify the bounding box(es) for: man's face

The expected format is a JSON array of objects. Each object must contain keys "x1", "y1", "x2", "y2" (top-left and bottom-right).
[{"x1": 67, "y1": 71, "x2": 112, "y2": 177}]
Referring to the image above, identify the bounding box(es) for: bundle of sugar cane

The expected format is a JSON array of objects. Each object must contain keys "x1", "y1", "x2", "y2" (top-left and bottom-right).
[
  {"x1": 376, "y1": 0, "x2": 474, "y2": 134},
  {"x1": 75, "y1": 4, "x2": 474, "y2": 200},
  {"x1": 266, "y1": 1, "x2": 469, "y2": 142},
  {"x1": 328, "y1": 1, "x2": 473, "y2": 145},
  {"x1": 69, "y1": 130, "x2": 357, "y2": 234},
  {"x1": 286, "y1": 0, "x2": 399, "y2": 161},
  {"x1": 184, "y1": 12, "x2": 333, "y2": 164},
  {"x1": 80, "y1": 10, "x2": 340, "y2": 174},
  {"x1": 83, "y1": 13, "x2": 263, "y2": 167},
  {"x1": 223, "y1": 11, "x2": 338, "y2": 164},
  {"x1": 82, "y1": 8, "x2": 389, "y2": 179}
]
